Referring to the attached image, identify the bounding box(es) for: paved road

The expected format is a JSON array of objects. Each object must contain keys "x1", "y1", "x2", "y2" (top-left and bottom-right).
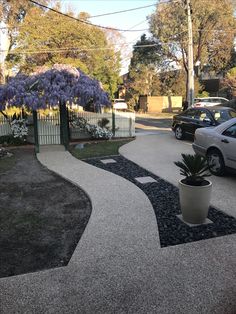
[
  {"x1": 120, "y1": 129, "x2": 236, "y2": 218},
  {"x1": 135, "y1": 114, "x2": 173, "y2": 135}
]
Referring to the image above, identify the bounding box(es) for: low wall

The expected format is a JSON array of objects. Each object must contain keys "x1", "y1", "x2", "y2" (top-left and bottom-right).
[{"x1": 139, "y1": 96, "x2": 182, "y2": 113}]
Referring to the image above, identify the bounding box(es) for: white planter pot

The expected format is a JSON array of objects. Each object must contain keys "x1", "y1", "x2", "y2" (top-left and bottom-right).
[{"x1": 179, "y1": 179, "x2": 212, "y2": 224}]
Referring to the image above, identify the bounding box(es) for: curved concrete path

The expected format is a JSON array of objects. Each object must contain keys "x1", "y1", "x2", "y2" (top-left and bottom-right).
[{"x1": 0, "y1": 146, "x2": 236, "y2": 314}]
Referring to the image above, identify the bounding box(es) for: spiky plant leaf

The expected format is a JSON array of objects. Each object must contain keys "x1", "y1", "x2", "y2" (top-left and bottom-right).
[{"x1": 175, "y1": 153, "x2": 211, "y2": 185}]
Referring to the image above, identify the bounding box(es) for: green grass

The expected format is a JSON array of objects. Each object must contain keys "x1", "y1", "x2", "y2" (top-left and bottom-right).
[
  {"x1": 70, "y1": 139, "x2": 134, "y2": 159},
  {"x1": 0, "y1": 156, "x2": 16, "y2": 173}
]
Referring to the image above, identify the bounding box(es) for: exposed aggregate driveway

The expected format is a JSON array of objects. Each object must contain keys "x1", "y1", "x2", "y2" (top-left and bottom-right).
[
  {"x1": 120, "y1": 129, "x2": 236, "y2": 218},
  {"x1": 0, "y1": 144, "x2": 236, "y2": 314}
]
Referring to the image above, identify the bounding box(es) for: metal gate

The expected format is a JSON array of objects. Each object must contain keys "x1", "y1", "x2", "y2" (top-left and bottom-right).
[{"x1": 37, "y1": 111, "x2": 61, "y2": 145}]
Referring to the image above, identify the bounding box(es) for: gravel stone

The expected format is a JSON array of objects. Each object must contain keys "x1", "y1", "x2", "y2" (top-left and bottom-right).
[{"x1": 86, "y1": 155, "x2": 236, "y2": 247}]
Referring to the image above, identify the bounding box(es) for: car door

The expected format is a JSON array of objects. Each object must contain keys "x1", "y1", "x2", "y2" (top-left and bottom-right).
[
  {"x1": 221, "y1": 123, "x2": 236, "y2": 169},
  {"x1": 181, "y1": 109, "x2": 198, "y2": 136},
  {"x1": 195, "y1": 109, "x2": 214, "y2": 129},
  {"x1": 188, "y1": 109, "x2": 212, "y2": 135}
]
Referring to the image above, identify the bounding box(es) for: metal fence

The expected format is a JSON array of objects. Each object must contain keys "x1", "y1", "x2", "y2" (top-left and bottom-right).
[
  {"x1": 37, "y1": 112, "x2": 61, "y2": 145},
  {"x1": 0, "y1": 115, "x2": 12, "y2": 137},
  {"x1": 69, "y1": 110, "x2": 135, "y2": 139},
  {"x1": 0, "y1": 110, "x2": 135, "y2": 144},
  {"x1": 114, "y1": 111, "x2": 135, "y2": 137}
]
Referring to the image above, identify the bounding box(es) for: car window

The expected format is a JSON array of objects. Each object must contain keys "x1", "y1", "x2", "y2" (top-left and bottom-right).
[
  {"x1": 222, "y1": 123, "x2": 236, "y2": 138},
  {"x1": 194, "y1": 97, "x2": 228, "y2": 104},
  {"x1": 229, "y1": 110, "x2": 236, "y2": 118},
  {"x1": 195, "y1": 110, "x2": 212, "y2": 121},
  {"x1": 183, "y1": 109, "x2": 196, "y2": 118},
  {"x1": 219, "y1": 99, "x2": 227, "y2": 104},
  {"x1": 210, "y1": 109, "x2": 234, "y2": 123}
]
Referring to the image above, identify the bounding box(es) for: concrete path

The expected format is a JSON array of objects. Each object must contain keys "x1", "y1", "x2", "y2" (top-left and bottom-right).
[
  {"x1": 0, "y1": 145, "x2": 236, "y2": 313},
  {"x1": 120, "y1": 131, "x2": 236, "y2": 218}
]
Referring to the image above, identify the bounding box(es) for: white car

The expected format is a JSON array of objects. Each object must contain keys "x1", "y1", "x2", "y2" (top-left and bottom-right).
[
  {"x1": 192, "y1": 117, "x2": 236, "y2": 175},
  {"x1": 113, "y1": 99, "x2": 128, "y2": 110},
  {"x1": 193, "y1": 97, "x2": 229, "y2": 107}
]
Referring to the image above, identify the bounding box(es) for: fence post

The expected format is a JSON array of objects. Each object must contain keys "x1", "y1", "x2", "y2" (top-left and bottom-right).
[
  {"x1": 60, "y1": 101, "x2": 69, "y2": 150},
  {"x1": 129, "y1": 117, "x2": 132, "y2": 137},
  {"x1": 112, "y1": 107, "x2": 116, "y2": 137},
  {"x1": 33, "y1": 110, "x2": 39, "y2": 153}
]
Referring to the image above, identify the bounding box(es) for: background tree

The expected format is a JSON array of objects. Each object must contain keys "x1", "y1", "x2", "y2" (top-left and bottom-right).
[
  {"x1": 222, "y1": 67, "x2": 236, "y2": 98},
  {"x1": 127, "y1": 34, "x2": 163, "y2": 106},
  {"x1": 149, "y1": 0, "x2": 236, "y2": 98},
  {"x1": 0, "y1": 0, "x2": 49, "y2": 55},
  {"x1": 0, "y1": 0, "x2": 48, "y2": 82},
  {"x1": 5, "y1": 4, "x2": 121, "y2": 98}
]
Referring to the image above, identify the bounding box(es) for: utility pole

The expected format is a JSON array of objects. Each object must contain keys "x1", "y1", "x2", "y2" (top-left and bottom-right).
[
  {"x1": 186, "y1": 0, "x2": 194, "y2": 107},
  {"x1": 0, "y1": 21, "x2": 8, "y2": 85}
]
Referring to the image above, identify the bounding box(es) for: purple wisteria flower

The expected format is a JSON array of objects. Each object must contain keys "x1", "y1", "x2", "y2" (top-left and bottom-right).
[{"x1": 0, "y1": 64, "x2": 111, "y2": 111}]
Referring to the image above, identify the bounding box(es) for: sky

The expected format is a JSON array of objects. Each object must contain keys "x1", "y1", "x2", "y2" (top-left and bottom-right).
[{"x1": 60, "y1": 0, "x2": 157, "y2": 73}]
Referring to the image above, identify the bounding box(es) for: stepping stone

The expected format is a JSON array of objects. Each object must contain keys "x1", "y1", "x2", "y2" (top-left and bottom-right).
[
  {"x1": 75, "y1": 143, "x2": 84, "y2": 149},
  {"x1": 177, "y1": 215, "x2": 213, "y2": 227},
  {"x1": 101, "y1": 159, "x2": 117, "y2": 164},
  {"x1": 135, "y1": 176, "x2": 157, "y2": 184}
]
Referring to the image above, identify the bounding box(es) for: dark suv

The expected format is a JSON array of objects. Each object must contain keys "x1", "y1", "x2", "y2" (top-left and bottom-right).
[{"x1": 172, "y1": 106, "x2": 236, "y2": 140}]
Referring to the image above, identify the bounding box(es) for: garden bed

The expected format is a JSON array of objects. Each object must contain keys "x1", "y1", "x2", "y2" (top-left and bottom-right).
[
  {"x1": 69, "y1": 138, "x2": 134, "y2": 159},
  {"x1": 0, "y1": 148, "x2": 92, "y2": 278},
  {"x1": 85, "y1": 155, "x2": 236, "y2": 247}
]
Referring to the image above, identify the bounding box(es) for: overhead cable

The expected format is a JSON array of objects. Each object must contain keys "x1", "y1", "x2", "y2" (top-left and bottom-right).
[
  {"x1": 88, "y1": 3, "x2": 157, "y2": 18},
  {"x1": 28, "y1": 0, "x2": 149, "y2": 32}
]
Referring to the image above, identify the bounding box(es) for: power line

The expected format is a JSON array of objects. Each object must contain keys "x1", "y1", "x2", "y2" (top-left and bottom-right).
[
  {"x1": 28, "y1": 0, "x2": 150, "y2": 32},
  {"x1": 88, "y1": 3, "x2": 157, "y2": 18},
  {"x1": 1, "y1": 25, "x2": 236, "y2": 33},
  {"x1": 0, "y1": 29, "x2": 187, "y2": 56},
  {"x1": 0, "y1": 44, "x2": 160, "y2": 55},
  {"x1": 1, "y1": 41, "x2": 187, "y2": 56}
]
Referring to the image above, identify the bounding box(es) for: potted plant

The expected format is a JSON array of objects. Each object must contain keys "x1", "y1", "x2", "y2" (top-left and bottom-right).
[{"x1": 174, "y1": 154, "x2": 212, "y2": 224}]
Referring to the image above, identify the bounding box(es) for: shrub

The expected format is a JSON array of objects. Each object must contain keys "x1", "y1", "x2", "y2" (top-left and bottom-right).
[
  {"x1": 0, "y1": 135, "x2": 26, "y2": 146},
  {"x1": 10, "y1": 119, "x2": 28, "y2": 139},
  {"x1": 86, "y1": 124, "x2": 113, "y2": 139},
  {"x1": 71, "y1": 115, "x2": 113, "y2": 139},
  {"x1": 98, "y1": 118, "x2": 110, "y2": 129}
]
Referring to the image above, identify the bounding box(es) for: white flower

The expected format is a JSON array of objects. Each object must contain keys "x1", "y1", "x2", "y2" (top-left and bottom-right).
[
  {"x1": 10, "y1": 119, "x2": 28, "y2": 139},
  {"x1": 71, "y1": 115, "x2": 113, "y2": 139}
]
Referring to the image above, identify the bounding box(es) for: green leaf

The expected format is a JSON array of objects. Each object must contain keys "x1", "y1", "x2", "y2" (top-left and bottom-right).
[{"x1": 174, "y1": 153, "x2": 211, "y2": 183}]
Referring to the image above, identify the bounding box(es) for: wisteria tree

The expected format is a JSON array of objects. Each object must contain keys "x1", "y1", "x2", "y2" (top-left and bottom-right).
[{"x1": 0, "y1": 64, "x2": 111, "y2": 112}]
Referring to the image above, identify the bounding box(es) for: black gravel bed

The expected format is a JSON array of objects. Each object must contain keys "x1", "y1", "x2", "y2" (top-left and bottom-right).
[
  {"x1": 85, "y1": 155, "x2": 236, "y2": 247},
  {"x1": 0, "y1": 148, "x2": 92, "y2": 278}
]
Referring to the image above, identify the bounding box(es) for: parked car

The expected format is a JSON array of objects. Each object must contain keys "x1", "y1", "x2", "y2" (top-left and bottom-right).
[
  {"x1": 113, "y1": 99, "x2": 128, "y2": 110},
  {"x1": 193, "y1": 97, "x2": 229, "y2": 107},
  {"x1": 222, "y1": 98, "x2": 236, "y2": 110},
  {"x1": 192, "y1": 118, "x2": 236, "y2": 175},
  {"x1": 172, "y1": 106, "x2": 236, "y2": 140}
]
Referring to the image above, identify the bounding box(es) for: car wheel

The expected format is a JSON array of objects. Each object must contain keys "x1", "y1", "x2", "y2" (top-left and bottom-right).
[
  {"x1": 207, "y1": 149, "x2": 225, "y2": 176},
  {"x1": 175, "y1": 126, "x2": 184, "y2": 140}
]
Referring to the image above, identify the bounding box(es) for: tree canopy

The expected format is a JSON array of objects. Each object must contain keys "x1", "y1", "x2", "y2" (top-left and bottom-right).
[
  {"x1": 126, "y1": 34, "x2": 163, "y2": 105},
  {"x1": 0, "y1": 64, "x2": 111, "y2": 111},
  {"x1": 0, "y1": 0, "x2": 48, "y2": 51},
  {"x1": 223, "y1": 67, "x2": 236, "y2": 97},
  {"x1": 149, "y1": 0, "x2": 236, "y2": 75},
  {"x1": 5, "y1": 4, "x2": 121, "y2": 97}
]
